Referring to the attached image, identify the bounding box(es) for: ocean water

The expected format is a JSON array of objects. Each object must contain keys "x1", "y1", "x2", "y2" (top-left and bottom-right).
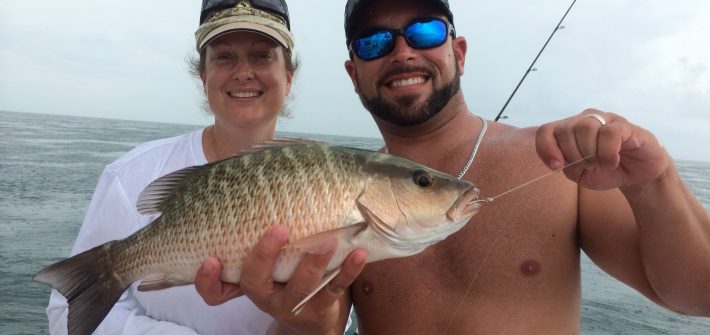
[{"x1": 1, "y1": 110, "x2": 708, "y2": 334}]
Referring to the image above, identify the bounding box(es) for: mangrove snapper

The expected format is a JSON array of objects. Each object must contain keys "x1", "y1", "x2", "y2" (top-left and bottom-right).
[{"x1": 34, "y1": 140, "x2": 481, "y2": 335}]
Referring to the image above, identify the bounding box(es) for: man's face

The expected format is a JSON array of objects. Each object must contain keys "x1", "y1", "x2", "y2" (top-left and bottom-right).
[{"x1": 344, "y1": 0, "x2": 466, "y2": 127}]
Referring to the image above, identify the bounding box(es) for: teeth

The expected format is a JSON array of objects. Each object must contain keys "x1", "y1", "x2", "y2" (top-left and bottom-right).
[
  {"x1": 390, "y1": 77, "x2": 426, "y2": 87},
  {"x1": 229, "y1": 92, "x2": 260, "y2": 98}
]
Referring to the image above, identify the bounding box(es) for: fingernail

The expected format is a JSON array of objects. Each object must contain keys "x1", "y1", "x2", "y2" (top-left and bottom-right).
[
  {"x1": 352, "y1": 250, "x2": 367, "y2": 265},
  {"x1": 201, "y1": 261, "x2": 213, "y2": 275},
  {"x1": 268, "y1": 225, "x2": 289, "y2": 243},
  {"x1": 549, "y1": 159, "x2": 563, "y2": 170},
  {"x1": 326, "y1": 283, "x2": 345, "y2": 296}
]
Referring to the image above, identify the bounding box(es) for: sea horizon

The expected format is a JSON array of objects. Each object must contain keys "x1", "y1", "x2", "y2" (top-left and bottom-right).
[{"x1": 3, "y1": 109, "x2": 708, "y2": 164}]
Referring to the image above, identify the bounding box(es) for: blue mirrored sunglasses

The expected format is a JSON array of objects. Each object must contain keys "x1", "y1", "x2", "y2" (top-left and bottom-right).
[{"x1": 349, "y1": 17, "x2": 455, "y2": 61}]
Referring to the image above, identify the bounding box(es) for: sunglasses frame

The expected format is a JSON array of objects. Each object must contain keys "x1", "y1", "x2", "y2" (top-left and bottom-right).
[{"x1": 349, "y1": 17, "x2": 455, "y2": 61}]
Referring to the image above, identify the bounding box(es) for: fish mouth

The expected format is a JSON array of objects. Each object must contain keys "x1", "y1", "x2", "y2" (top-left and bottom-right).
[{"x1": 446, "y1": 186, "x2": 481, "y2": 223}]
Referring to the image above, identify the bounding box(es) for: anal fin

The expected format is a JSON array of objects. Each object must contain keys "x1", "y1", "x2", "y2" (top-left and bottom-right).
[{"x1": 137, "y1": 273, "x2": 191, "y2": 291}]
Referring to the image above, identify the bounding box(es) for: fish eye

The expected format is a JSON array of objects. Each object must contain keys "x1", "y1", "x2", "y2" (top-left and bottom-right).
[{"x1": 412, "y1": 170, "x2": 434, "y2": 188}]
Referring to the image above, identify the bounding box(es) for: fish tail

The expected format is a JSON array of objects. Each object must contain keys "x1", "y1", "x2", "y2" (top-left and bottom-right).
[{"x1": 33, "y1": 242, "x2": 128, "y2": 335}]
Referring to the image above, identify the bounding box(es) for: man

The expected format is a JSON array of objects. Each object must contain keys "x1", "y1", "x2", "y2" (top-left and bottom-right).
[{"x1": 196, "y1": 0, "x2": 710, "y2": 333}]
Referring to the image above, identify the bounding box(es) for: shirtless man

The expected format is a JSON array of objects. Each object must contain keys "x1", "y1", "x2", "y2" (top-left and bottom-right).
[{"x1": 195, "y1": 0, "x2": 710, "y2": 333}]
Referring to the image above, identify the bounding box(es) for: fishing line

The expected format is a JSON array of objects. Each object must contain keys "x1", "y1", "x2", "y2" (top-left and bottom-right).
[
  {"x1": 443, "y1": 195, "x2": 522, "y2": 334},
  {"x1": 471, "y1": 155, "x2": 594, "y2": 205}
]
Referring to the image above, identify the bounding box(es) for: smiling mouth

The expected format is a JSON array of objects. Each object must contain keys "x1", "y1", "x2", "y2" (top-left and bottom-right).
[
  {"x1": 228, "y1": 91, "x2": 262, "y2": 98},
  {"x1": 388, "y1": 76, "x2": 428, "y2": 88}
]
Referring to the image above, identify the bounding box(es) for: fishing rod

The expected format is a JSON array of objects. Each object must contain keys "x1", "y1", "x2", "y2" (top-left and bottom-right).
[{"x1": 494, "y1": 0, "x2": 578, "y2": 122}]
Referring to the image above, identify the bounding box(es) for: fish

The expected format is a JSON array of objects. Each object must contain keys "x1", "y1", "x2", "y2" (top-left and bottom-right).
[{"x1": 33, "y1": 140, "x2": 481, "y2": 335}]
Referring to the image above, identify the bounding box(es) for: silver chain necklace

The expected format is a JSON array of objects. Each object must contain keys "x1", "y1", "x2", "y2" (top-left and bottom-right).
[
  {"x1": 383, "y1": 115, "x2": 488, "y2": 180},
  {"x1": 456, "y1": 115, "x2": 488, "y2": 179}
]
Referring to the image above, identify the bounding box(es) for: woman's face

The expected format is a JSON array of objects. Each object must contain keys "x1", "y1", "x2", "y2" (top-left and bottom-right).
[{"x1": 201, "y1": 31, "x2": 293, "y2": 129}]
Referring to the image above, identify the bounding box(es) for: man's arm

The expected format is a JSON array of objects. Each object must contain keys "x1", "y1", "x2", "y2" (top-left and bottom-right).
[
  {"x1": 536, "y1": 109, "x2": 710, "y2": 316},
  {"x1": 195, "y1": 225, "x2": 367, "y2": 335}
]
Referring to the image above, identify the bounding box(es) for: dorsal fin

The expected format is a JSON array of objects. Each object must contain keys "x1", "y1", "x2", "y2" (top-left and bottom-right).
[
  {"x1": 239, "y1": 137, "x2": 323, "y2": 155},
  {"x1": 136, "y1": 138, "x2": 324, "y2": 215},
  {"x1": 136, "y1": 165, "x2": 204, "y2": 215}
]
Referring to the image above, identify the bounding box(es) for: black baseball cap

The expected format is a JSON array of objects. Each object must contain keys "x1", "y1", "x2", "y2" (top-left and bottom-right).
[{"x1": 344, "y1": 0, "x2": 455, "y2": 44}]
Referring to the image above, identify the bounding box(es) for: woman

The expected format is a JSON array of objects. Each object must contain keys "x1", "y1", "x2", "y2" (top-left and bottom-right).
[{"x1": 46, "y1": 1, "x2": 297, "y2": 334}]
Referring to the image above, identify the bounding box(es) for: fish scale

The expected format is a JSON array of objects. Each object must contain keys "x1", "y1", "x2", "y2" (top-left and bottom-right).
[{"x1": 128, "y1": 145, "x2": 359, "y2": 282}]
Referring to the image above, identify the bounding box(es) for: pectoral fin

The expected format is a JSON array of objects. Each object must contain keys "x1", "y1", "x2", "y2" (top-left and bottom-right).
[
  {"x1": 287, "y1": 223, "x2": 366, "y2": 254},
  {"x1": 291, "y1": 268, "x2": 342, "y2": 315}
]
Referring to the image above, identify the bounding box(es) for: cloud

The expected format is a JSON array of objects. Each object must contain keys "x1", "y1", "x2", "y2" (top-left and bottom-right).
[{"x1": 1, "y1": 0, "x2": 708, "y2": 161}]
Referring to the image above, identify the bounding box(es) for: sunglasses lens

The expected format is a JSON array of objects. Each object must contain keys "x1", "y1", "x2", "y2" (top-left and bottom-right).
[
  {"x1": 406, "y1": 19, "x2": 448, "y2": 48},
  {"x1": 351, "y1": 18, "x2": 449, "y2": 61},
  {"x1": 353, "y1": 31, "x2": 394, "y2": 60}
]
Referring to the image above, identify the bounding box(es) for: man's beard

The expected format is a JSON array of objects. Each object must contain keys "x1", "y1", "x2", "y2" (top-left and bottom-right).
[{"x1": 358, "y1": 71, "x2": 461, "y2": 127}]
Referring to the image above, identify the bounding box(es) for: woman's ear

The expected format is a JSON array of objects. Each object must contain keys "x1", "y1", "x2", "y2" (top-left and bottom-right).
[{"x1": 200, "y1": 70, "x2": 207, "y2": 94}]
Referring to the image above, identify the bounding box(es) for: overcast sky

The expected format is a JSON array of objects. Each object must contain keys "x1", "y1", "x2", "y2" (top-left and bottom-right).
[{"x1": 1, "y1": 0, "x2": 709, "y2": 161}]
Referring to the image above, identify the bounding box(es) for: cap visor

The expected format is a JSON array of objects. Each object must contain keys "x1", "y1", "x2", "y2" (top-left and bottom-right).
[{"x1": 199, "y1": 22, "x2": 289, "y2": 50}]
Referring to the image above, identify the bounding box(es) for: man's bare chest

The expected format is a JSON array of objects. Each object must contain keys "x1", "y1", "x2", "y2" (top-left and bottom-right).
[{"x1": 352, "y1": 187, "x2": 580, "y2": 302}]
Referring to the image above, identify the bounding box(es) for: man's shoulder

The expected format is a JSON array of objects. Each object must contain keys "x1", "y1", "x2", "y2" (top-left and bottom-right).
[
  {"x1": 487, "y1": 123, "x2": 537, "y2": 142},
  {"x1": 483, "y1": 123, "x2": 538, "y2": 157}
]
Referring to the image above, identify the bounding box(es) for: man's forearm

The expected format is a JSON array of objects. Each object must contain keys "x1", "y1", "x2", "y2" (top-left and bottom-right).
[{"x1": 623, "y1": 163, "x2": 710, "y2": 316}]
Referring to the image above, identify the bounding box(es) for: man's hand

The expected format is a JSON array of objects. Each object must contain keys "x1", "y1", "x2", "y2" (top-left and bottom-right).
[
  {"x1": 194, "y1": 224, "x2": 367, "y2": 335},
  {"x1": 536, "y1": 108, "x2": 670, "y2": 190},
  {"x1": 194, "y1": 257, "x2": 243, "y2": 306}
]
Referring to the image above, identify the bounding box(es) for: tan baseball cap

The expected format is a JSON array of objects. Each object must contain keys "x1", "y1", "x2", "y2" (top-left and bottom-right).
[{"x1": 195, "y1": 1, "x2": 294, "y2": 52}]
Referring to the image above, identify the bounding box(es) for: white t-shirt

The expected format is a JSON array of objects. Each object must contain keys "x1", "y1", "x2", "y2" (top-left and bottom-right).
[{"x1": 46, "y1": 128, "x2": 273, "y2": 335}]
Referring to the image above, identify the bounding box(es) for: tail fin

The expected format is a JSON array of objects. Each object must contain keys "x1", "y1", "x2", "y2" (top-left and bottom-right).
[{"x1": 34, "y1": 242, "x2": 128, "y2": 335}]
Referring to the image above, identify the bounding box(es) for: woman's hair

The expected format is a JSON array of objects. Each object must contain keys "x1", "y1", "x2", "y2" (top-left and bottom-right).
[{"x1": 189, "y1": 48, "x2": 299, "y2": 117}]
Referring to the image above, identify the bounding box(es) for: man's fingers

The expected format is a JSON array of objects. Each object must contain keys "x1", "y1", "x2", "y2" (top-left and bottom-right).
[
  {"x1": 574, "y1": 113, "x2": 607, "y2": 161},
  {"x1": 323, "y1": 249, "x2": 367, "y2": 297},
  {"x1": 536, "y1": 121, "x2": 567, "y2": 170},
  {"x1": 194, "y1": 257, "x2": 222, "y2": 305},
  {"x1": 195, "y1": 257, "x2": 243, "y2": 306},
  {"x1": 219, "y1": 282, "x2": 244, "y2": 302},
  {"x1": 284, "y1": 246, "x2": 337, "y2": 309},
  {"x1": 241, "y1": 225, "x2": 290, "y2": 294}
]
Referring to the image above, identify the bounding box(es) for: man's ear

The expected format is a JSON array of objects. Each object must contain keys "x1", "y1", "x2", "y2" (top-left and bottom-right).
[
  {"x1": 452, "y1": 36, "x2": 467, "y2": 76},
  {"x1": 344, "y1": 59, "x2": 361, "y2": 93}
]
